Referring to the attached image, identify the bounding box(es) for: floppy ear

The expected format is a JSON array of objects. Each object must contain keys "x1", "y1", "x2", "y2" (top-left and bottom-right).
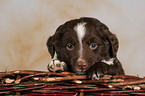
[
  {"x1": 46, "y1": 36, "x2": 55, "y2": 58},
  {"x1": 46, "y1": 25, "x2": 63, "y2": 59},
  {"x1": 105, "y1": 30, "x2": 119, "y2": 58},
  {"x1": 89, "y1": 17, "x2": 119, "y2": 58},
  {"x1": 95, "y1": 21, "x2": 119, "y2": 58}
]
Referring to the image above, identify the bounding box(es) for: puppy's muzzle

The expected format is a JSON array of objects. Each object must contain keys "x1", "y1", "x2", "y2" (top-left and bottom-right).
[{"x1": 76, "y1": 60, "x2": 88, "y2": 70}]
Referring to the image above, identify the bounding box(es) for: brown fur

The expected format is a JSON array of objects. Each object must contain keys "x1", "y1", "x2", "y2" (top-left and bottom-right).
[{"x1": 47, "y1": 17, "x2": 124, "y2": 79}]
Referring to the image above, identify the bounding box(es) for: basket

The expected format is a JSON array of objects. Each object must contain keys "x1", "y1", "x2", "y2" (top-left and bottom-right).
[{"x1": 0, "y1": 70, "x2": 145, "y2": 95}]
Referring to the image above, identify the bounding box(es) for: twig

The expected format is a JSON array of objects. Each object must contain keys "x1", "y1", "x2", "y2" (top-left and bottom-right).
[
  {"x1": 109, "y1": 79, "x2": 145, "y2": 87},
  {"x1": 123, "y1": 85, "x2": 141, "y2": 90},
  {"x1": 32, "y1": 75, "x2": 86, "y2": 82},
  {"x1": 138, "y1": 84, "x2": 145, "y2": 89},
  {"x1": 73, "y1": 79, "x2": 124, "y2": 84},
  {"x1": 112, "y1": 75, "x2": 141, "y2": 79}
]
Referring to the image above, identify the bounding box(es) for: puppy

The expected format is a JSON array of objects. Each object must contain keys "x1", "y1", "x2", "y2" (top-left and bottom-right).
[{"x1": 47, "y1": 17, "x2": 124, "y2": 80}]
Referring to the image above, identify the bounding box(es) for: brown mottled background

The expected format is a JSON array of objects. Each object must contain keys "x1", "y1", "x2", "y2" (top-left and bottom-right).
[{"x1": 0, "y1": 0, "x2": 145, "y2": 77}]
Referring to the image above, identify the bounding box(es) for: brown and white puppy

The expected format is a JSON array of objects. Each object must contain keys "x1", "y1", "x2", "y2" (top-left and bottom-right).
[{"x1": 47, "y1": 17, "x2": 124, "y2": 80}]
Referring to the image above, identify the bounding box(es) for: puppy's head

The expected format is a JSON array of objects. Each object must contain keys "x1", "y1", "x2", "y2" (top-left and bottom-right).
[{"x1": 47, "y1": 17, "x2": 119, "y2": 74}]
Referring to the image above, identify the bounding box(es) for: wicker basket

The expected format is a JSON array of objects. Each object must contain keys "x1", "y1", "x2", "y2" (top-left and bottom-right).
[{"x1": 0, "y1": 70, "x2": 145, "y2": 96}]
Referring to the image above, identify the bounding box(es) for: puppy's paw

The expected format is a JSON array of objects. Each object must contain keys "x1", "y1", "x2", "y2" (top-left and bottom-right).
[
  {"x1": 87, "y1": 70, "x2": 103, "y2": 80},
  {"x1": 48, "y1": 59, "x2": 67, "y2": 72},
  {"x1": 87, "y1": 63, "x2": 109, "y2": 80}
]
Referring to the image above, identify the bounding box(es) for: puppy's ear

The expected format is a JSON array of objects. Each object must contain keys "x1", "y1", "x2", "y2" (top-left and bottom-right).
[
  {"x1": 90, "y1": 18, "x2": 119, "y2": 58},
  {"x1": 46, "y1": 36, "x2": 55, "y2": 58},
  {"x1": 106, "y1": 30, "x2": 119, "y2": 58},
  {"x1": 96, "y1": 23, "x2": 118, "y2": 58},
  {"x1": 46, "y1": 25, "x2": 63, "y2": 59}
]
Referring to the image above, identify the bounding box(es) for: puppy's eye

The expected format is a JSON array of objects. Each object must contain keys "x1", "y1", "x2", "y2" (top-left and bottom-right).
[
  {"x1": 90, "y1": 43, "x2": 98, "y2": 50},
  {"x1": 66, "y1": 43, "x2": 74, "y2": 51}
]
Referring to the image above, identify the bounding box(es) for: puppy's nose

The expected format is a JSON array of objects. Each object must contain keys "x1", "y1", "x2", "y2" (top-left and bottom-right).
[{"x1": 76, "y1": 60, "x2": 88, "y2": 70}]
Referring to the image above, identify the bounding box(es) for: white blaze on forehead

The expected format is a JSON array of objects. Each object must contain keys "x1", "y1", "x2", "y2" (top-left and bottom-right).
[{"x1": 74, "y1": 22, "x2": 86, "y2": 59}]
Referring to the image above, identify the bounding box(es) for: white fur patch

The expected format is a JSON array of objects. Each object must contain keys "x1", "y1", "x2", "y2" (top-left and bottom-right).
[
  {"x1": 48, "y1": 52, "x2": 67, "y2": 72},
  {"x1": 52, "y1": 52, "x2": 57, "y2": 59},
  {"x1": 48, "y1": 59, "x2": 66, "y2": 72},
  {"x1": 101, "y1": 58, "x2": 115, "y2": 65},
  {"x1": 74, "y1": 23, "x2": 86, "y2": 59}
]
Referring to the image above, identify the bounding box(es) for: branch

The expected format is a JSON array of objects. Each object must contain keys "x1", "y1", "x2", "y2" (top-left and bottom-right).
[
  {"x1": 109, "y1": 79, "x2": 145, "y2": 87},
  {"x1": 32, "y1": 75, "x2": 86, "y2": 82}
]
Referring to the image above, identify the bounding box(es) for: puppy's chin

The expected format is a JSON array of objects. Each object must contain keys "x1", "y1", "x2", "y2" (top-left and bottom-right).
[
  {"x1": 73, "y1": 68, "x2": 87, "y2": 75},
  {"x1": 76, "y1": 71, "x2": 86, "y2": 75}
]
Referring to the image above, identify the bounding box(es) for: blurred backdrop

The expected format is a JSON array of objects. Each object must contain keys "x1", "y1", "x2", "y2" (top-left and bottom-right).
[{"x1": 0, "y1": 0, "x2": 145, "y2": 77}]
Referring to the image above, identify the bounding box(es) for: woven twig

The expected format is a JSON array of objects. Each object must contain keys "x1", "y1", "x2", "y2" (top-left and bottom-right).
[{"x1": 0, "y1": 70, "x2": 145, "y2": 96}]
